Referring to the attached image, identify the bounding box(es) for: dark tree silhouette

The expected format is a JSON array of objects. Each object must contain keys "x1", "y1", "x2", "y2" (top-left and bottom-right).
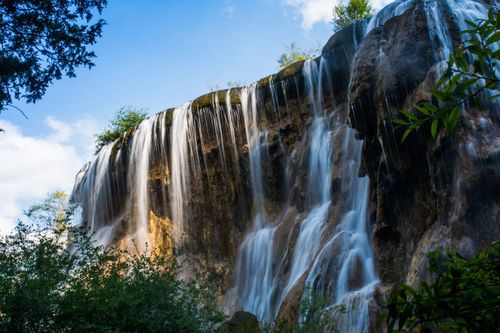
[{"x1": 0, "y1": 0, "x2": 107, "y2": 114}]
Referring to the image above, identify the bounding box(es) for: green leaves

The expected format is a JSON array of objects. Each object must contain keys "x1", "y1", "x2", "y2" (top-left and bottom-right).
[
  {"x1": 95, "y1": 106, "x2": 149, "y2": 153},
  {"x1": 0, "y1": 196, "x2": 225, "y2": 333},
  {"x1": 386, "y1": 243, "x2": 500, "y2": 333},
  {"x1": 277, "y1": 43, "x2": 318, "y2": 69},
  {"x1": 0, "y1": 0, "x2": 107, "y2": 110},
  {"x1": 331, "y1": 0, "x2": 374, "y2": 32},
  {"x1": 394, "y1": 8, "x2": 499, "y2": 143},
  {"x1": 431, "y1": 119, "x2": 439, "y2": 138}
]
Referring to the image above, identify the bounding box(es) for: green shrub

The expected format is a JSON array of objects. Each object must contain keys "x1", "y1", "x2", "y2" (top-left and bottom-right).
[
  {"x1": 331, "y1": 0, "x2": 373, "y2": 32},
  {"x1": 385, "y1": 243, "x2": 500, "y2": 332},
  {"x1": 95, "y1": 106, "x2": 148, "y2": 153},
  {"x1": 0, "y1": 195, "x2": 224, "y2": 333},
  {"x1": 277, "y1": 43, "x2": 318, "y2": 69}
]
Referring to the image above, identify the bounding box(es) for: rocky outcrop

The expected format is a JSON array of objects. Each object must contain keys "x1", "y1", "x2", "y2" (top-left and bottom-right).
[{"x1": 348, "y1": 0, "x2": 499, "y2": 286}]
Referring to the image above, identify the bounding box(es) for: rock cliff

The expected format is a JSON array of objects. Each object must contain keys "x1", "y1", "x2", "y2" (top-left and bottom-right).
[{"x1": 71, "y1": 0, "x2": 499, "y2": 330}]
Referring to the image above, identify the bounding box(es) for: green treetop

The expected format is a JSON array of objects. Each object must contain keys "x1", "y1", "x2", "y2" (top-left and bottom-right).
[{"x1": 331, "y1": 0, "x2": 374, "y2": 32}]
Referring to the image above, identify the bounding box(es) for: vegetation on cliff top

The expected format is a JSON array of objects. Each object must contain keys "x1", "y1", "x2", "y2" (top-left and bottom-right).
[
  {"x1": 331, "y1": 0, "x2": 373, "y2": 32},
  {"x1": 277, "y1": 43, "x2": 318, "y2": 69},
  {"x1": 95, "y1": 106, "x2": 148, "y2": 154}
]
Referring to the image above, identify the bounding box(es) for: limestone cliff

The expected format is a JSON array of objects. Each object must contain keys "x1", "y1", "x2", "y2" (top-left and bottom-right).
[{"x1": 71, "y1": 0, "x2": 499, "y2": 330}]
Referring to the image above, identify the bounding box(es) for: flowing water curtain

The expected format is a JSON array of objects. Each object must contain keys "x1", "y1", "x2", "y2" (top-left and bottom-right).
[
  {"x1": 169, "y1": 102, "x2": 199, "y2": 245},
  {"x1": 231, "y1": 83, "x2": 278, "y2": 322},
  {"x1": 125, "y1": 115, "x2": 159, "y2": 251},
  {"x1": 70, "y1": 114, "x2": 163, "y2": 251},
  {"x1": 276, "y1": 58, "x2": 336, "y2": 310},
  {"x1": 301, "y1": 127, "x2": 378, "y2": 333},
  {"x1": 71, "y1": 143, "x2": 121, "y2": 245},
  {"x1": 229, "y1": 58, "x2": 354, "y2": 324}
]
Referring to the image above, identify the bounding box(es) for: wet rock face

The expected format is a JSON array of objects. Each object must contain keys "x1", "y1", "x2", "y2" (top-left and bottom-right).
[
  {"x1": 217, "y1": 311, "x2": 260, "y2": 333},
  {"x1": 72, "y1": 0, "x2": 498, "y2": 326},
  {"x1": 348, "y1": 0, "x2": 500, "y2": 285}
]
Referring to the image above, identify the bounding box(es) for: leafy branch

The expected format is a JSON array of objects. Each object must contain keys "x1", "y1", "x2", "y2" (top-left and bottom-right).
[
  {"x1": 385, "y1": 242, "x2": 500, "y2": 332},
  {"x1": 395, "y1": 8, "x2": 499, "y2": 142}
]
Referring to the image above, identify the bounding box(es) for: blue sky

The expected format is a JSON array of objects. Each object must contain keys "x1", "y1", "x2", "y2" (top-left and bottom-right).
[{"x1": 0, "y1": 0, "x2": 390, "y2": 233}]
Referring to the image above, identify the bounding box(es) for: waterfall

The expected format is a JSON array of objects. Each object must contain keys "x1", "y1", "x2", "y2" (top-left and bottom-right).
[
  {"x1": 71, "y1": 113, "x2": 167, "y2": 251},
  {"x1": 170, "y1": 102, "x2": 197, "y2": 244},
  {"x1": 228, "y1": 58, "x2": 378, "y2": 332},
  {"x1": 126, "y1": 115, "x2": 157, "y2": 251},
  {"x1": 302, "y1": 128, "x2": 377, "y2": 333},
  {"x1": 71, "y1": 143, "x2": 120, "y2": 245},
  {"x1": 228, "y1": 83, "x2": 277, "y2": 322}
]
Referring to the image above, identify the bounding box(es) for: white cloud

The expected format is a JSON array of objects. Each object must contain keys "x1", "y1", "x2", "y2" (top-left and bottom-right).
[
  {"x1": 282, "y1": 0, "x2": 392, "y2": 30},
  {"x1": 0, "y1": 117, "x2": 97, "y2": 235},
  {"x1": 282, "y1": 0, "x2": 334, "y2": 30}
]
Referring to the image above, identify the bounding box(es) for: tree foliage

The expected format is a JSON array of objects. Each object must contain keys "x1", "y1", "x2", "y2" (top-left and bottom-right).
[
  {"x1": 0, "y1": 0, "x2": 107, "y2": 112},
  {"x1": 386, "y1": 243, "x2": 500, "y2": 332},
  {"x1": 331, "y1": 0, "x2": 373, "y2": 32},
  {"x1": 0, "y1": 195, "x2": 225, "y2": 333},
  {"x1": 277, "y1": 43, "x2": 318, "y2": 69},
  {"x1": 95, "y1": 106, "x2": 148, "y2": 153},
  {"x1": 395, "y1": 8, "x2": 499, "y2": 142}
]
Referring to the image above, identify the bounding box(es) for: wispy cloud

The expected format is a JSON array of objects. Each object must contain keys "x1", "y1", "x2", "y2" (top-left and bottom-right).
[
  {"x1": 222, "y1": 0, "x2": 235, "y2": 18},
  {"x1": 0, "y1": 117, "x2": 97, "y2": 234}
]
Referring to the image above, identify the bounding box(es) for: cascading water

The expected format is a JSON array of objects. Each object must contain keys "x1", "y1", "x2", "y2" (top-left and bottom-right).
[
  {"x1": 228, "y1": 58, "x2": 378, "y2": 332},
  {"x1": 302, "y1": 128, "x2": 377, "y2": 333},
  {"x1": 170, "y1": 102, "x2": 198, "y2": 244},
  {"x1": 71, "y1": 113, "x2": 167, "y2": 251},
  {"x1": 228, "y1": 83, "x2": 277, "y2": 322}
]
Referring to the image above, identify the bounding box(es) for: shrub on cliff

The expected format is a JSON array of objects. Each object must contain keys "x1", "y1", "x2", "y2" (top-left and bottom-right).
[
  {"x1": 385, "y1": 243, "x2": 500, "y2": 332},
  {"x1": 331, "y1": 0, "x2": 373, "y2": 32},
  {"x1": 0, "y1": 195, "x2": 224, "y2": 332},
  {"x1": 277, "y1": 43, "x2": 318, "y2": 69},
  {"x1": 95, "y1": 106, "x2": 148, "y2": 153}
]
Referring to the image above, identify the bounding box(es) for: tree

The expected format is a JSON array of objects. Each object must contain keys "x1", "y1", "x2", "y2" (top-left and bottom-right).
[
  {"x1": 395, "y1": 8, "x2": 499, "y2": 142},
  {"x1": 277, "y1": 43, "x2": 318, "y2": 69},
  {"x1": 385, "y1": 243, "x2": 500, "y2": 332},
  {"x1": 95, "y1": 106, "x2": 148, "y2": 153},
  {"x1": 0, "y1": 194, "x2": 225, "y2": 332},
  {"x1": 331, "y1": 0, "x2": 373, "y2": 32},
  {"x1": 0, "y1": 0, "x2": 107, "y2": 113}
]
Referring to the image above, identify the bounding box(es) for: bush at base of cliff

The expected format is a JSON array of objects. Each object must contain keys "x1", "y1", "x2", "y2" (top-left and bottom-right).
[
  {"x1": 385, "y1": 243, "x2": 500, "y2": 332},
  {"x1": 0, "y1": 212, "x2": 224, "y2": 332}
]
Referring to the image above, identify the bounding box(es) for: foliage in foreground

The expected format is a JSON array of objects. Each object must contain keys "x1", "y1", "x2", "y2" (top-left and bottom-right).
[
  {"x1": 386, "y1": 243, "x2": 500, "y2": 332},
  {"x1": 395, "y1": 8, "x2": 499, "y2": 142},
  {"x1": 277, "y1": 43, "x2": 318, "y2": 69},
  {"x1": 0, "y1": 212, "x2": 224, "y2": 332},
  {"x1": 331, "y1": 0, "x2": 373, "y2": 32},
  {"x1": 0, "y1": 0, "x2": 107, "y2": 112},
  {"x1": 95, "y1": 106, "x2": 148, "y2": 153}
]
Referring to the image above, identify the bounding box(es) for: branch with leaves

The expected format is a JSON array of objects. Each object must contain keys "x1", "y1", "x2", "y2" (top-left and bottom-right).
[
  {"x1": 395, "y1": 8, "x2": 499, "y2": 142},
  {"x1": 385, "y1": 242, "x2": 500, "y2": 332}
]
